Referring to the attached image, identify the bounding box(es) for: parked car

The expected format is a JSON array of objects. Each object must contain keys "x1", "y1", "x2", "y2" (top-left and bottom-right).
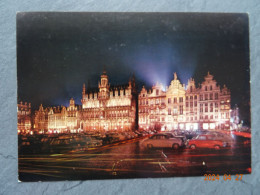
[
  {"x1": 205, "y1": 131, "x2": 234, "y2": 147},
  {"x1": 188, "y1": 134, "x2": 226, "y2": 150},
  {"x1": 142, "y1": 133, "x2": 183, "y2": 149},
  {"x1": 163, "y1": 132, "x2": 188, "y2": 147},
  {"x1": 103, "y1": 133, "x2": 120, "y2": 144},
  {"x1": 85, "y1": 136, "x2": 103, "y2": 147},
  {"x1": 134, "y1": 131, "x2": 143, "y2": 137}
]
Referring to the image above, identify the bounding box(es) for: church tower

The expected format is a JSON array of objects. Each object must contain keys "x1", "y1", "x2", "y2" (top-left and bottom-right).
[{"x1": 98, "y1": 69, "x2": 110, "y2": 101}]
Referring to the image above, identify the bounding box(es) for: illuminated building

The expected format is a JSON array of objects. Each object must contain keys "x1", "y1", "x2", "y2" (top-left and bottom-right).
[
  {"x1": 199, "y1": 72, "x2": 231, "y2": 130},
  {"x1": 27, "y1": 71, "x2": 231, "y2": 133},
  {"x1": 139, "y1": 72, "x2": 231, "y2": 131},
  {"x1": 34, "y1": 104, "x2": 49, "y2": 133},
  {"x1": 185, "y1": 77, "x2": 199, "y2": 130},
  {"x1": 17, "y1": 101, "x2": 32, "y2": 134},
  {"x1": 139, "y1": 83, "x2": 166, "y2": 131},
  {"x1": 66, "y1": 98, "x2": 80, "y2": 131},
  {"x1": 80, "y1": 70, "x2": 137, "y2": 131},
  {"x1": 34, "y1": 98, "x2": 79, "y2": 133}
]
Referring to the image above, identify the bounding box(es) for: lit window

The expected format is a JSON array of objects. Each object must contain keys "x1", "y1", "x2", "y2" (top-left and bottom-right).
[{"x1": 215, "y1": 93, "x2": 218, "y2": 100}]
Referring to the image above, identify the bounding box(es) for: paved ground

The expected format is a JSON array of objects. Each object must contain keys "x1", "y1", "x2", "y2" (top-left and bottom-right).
[{"x1": 18, "y1": 134, "x2": 251, "y2": 181}]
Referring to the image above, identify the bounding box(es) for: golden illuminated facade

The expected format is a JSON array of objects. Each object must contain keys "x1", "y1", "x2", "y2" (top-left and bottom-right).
[
  {"x1": 34, "y1": 104, "x2": 48, "y2": 133},
  {"x1": 17, "y1": 101, "x2": 32, "y2": 133},
  {"x1": 198, "y1": 72, "x2": 231, "y2": 130},
  {"x1": 80, "y1": 71, "x2": 137, "y2": 131},
  {"x1": 139, "y1": 72, "x2": 231, "y2": 131},
  {"x1": 34, "y1": 98, "x2": 79, "y2": 133},
  {"x1": 24, "y1": 71, "x2": 232, "y2": 134}
]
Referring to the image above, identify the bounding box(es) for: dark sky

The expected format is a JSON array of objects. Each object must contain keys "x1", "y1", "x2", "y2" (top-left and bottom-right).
[{"x1": 17, "y1": 12, "x2": 250, "y2": 124}]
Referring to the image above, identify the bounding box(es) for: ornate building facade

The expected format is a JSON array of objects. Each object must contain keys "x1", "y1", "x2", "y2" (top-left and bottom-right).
[
  {"x1": 139, "y1": 72, "x2": 231, "y2": 131},
  {"x1": 23, "y1": 71, "x2": 232, "y2": 134},
  {"x1": 34, "y1": 104, "x2": 49, "y2": 133},
  {"x1": 33, "y1": 98, "x2": 79, "y2": 133},
  {"x1": 17, "y1": 101, "x2": 32, "y2": 133},
  {"x1": 80, "y1": 71, "x2": 138, "y2": 131}
]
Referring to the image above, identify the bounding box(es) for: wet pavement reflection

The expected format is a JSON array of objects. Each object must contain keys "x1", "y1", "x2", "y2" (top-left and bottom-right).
[{"x1": 19, "y1": 134, "x2": 251, "y2": 181}]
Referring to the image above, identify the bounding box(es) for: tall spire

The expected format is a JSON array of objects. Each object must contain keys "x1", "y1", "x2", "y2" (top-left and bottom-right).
[
  {"x1": 82, "y1": 83, "x2": 86, "y2": 95},
  {"x1": 174, "y1": 72, "x2": 177, "y2": 80}
]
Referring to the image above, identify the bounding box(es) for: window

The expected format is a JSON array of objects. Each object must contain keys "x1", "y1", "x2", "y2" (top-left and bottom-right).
[
  {"x1": 190, "y1": 96, "x2": 193, "y2": 100},
  {"x1": 199, "y1": 136, "x2": 206, "y2": 140},
  {"x1": 210, "y1": 103, "x2": 213, "y2": 112},
  {"x1": 190, "y1": 86, "x2": 193, "y2": 92},
  {"x1": 205, "y1": 115, "x2": 208, "y2": 119},
  {"x1": 168, "y1": 98, "x2": 171, "y2": 104},
  {"x1": 173, "y1": 108, "x2": 178, "y2": 114},
  {"x1": 210, "y1": 115, "x2": 213, "y2": 119},
  {"x1": 186, "y1": 96, "x2": 189, "y2": 100},
  {"x1": 179, "y1": 97, "x2": 183, "y2": 102},
  {"x1": 205, "y1": 107, "x2": 208, "y2": 112},
  {"x1": 205, "y1": 94, "x2": 208, "y2": 100},
  {"x1": 195, "y1": 101, "x2": 197, "y2": 107},
  {"x1": 210, "y1": 85, "x2": 212, "y2": 90},
  {"x1": 180, "y1": 105, "x2": 183, "y2": 115},
  {"x1": 195, "y1": 95, "x2": 197, "y2": 100},
  {"x1": 205, "y1": 86, "x2": 208, "y2": 91},
  {"x1": 200, "y1": 104, "x2": 203, "y2": 112},
  {"x1": 215, "y1": 103, "x2": 218, "y2": 108},
  {"x1": 210, "y1": 93, "x2": 213, "y2": 100},
  {"x1": 186, "y1": 102, "x2": 189, "y2": 107},
  {"x1": 174, "y1": 97, "x2": 177, "y2": 103},
  {"x1": 156, "y1": 89, "x2": 159, "y2": 96},
  {"x1": 190, "y1": 102, "x2": 193, "y2": 107},
  {"x1": 215, "y1": 93, "x2": 218, "y2": 100},
  {"x1": 168, "y1": 108, "x2": 171, "y2": 115}
]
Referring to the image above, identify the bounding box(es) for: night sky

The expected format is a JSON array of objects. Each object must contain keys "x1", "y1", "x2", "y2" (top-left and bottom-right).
[{"x1": 17, "y1": 12, "x2": 250, "y2": 125}]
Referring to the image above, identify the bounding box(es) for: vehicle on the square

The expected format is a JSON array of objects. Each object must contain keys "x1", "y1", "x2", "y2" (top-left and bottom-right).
[
  {"x1": 205, "y1": 131, "x2": 234, "y2": 147},
  {"x1": 163, "y1": 132, "x2": 188, "y2": 147},
  {"x1": 188, "y1": 134, "x2": 226, "y2": 150},
  {"x1": 142, "y1": 133, "x2": 183, "y2": 149},
  {"x1": 85, "y1": 136, "x2": 103, "y2": 147}
]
